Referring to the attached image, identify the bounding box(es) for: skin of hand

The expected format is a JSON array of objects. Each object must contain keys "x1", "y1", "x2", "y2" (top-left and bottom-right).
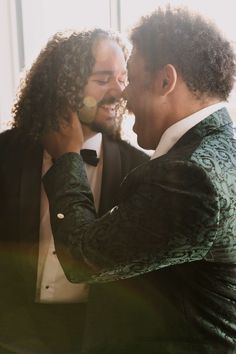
[{"x1": 42, "y1": 111, "x2": 84, "y2": 160}]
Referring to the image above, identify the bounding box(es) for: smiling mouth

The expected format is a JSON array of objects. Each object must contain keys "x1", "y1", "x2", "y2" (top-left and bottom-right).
[{"x1": 99, "y1": 105, "x2": 116, "y2": 118}]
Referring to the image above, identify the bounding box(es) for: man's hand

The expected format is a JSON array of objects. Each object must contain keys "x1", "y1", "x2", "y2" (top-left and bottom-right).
[{"x1": 42, "y1": 111, "x2": 84, "y2": 160}]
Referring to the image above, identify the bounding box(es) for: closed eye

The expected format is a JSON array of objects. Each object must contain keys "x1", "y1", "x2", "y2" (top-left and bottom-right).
[
  {"x1": 94, "y1": 80, "x2": 109, "y2": 85},
  {"x1": 118, "y1": 79, "x2": 126, "y2": 85}
]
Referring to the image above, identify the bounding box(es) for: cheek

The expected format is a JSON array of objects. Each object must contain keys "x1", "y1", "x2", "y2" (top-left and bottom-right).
[
  {"x1": 134, "y1": 96, "x2": 146, "y2": 115},
  {"x1": 128, "y1": 84, "x2": 146, "y2": 108},
  {"x1": 126, "y1": 88, "x2": 138, "y2": 111},
  {"x1": 83, "y1": 83, "x2": 107, "y2": 102},
  {"x1": 94, "y1": 107, "x2": 106, "y2": 122}
]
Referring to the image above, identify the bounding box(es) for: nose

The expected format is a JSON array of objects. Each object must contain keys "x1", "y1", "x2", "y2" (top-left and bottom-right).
[{"x1": 108, "y1": 79, "x2": 125, "y2": 99}]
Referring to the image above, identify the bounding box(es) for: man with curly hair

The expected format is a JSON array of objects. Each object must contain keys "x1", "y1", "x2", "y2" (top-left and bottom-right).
[
  {"x1": 42, "y1": 6, "x2": 236, "y2": 354},
  {"x1": 0, "y1": 29, "x2": 147, "y2": 354}
]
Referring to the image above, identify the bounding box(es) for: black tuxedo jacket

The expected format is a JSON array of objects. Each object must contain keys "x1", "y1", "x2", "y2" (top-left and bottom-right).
[
  {"x1": 0, "y1": 128, "x2": 147, "y2": 354},
  {"x1": 44, "y1": 108, "x2": 236, "y2": 354}
]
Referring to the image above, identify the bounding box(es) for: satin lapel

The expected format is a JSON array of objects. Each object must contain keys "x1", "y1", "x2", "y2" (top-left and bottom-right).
[
  {"x1": 19, "y1": 142, "x2": 43, "y2": 292},
  {"x1": 99, "y1": 135, "x2": 122, "y2": 216}
]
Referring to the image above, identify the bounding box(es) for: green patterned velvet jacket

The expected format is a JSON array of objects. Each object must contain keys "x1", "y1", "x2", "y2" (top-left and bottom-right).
[{"x1": 44, "y1": 108, "x2": 236, "y2": 354}]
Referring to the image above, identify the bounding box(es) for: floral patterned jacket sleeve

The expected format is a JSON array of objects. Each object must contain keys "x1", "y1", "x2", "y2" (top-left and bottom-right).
[{"x1": 43, "y1": 151, "x2": 219, "y2": 283}]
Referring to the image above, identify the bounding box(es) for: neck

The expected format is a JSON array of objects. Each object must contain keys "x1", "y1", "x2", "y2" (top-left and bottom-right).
[
  {"x1": 82, "y1": 124, "x2": 98, "y2": 141},
  {"x1": 176, "y1": 97, "x2": 221, "y2": 122},
  {"x1": 164, "y1": 80, "x2": 222, "y2": 130},
  {"x1": 152, "y1": 80, "x2": 222, "y2": 149}
]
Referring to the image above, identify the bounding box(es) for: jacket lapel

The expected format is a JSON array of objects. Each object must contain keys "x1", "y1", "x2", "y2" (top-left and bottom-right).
[
  {"x1": 19, "y1": 142, "x2": 43, "y2": 243},
  {"x1": 99, "y1": 135, "x2": 122, "y2": 216},
  {"x1": 19, "y1": 142, "x2": 43, "y2": 295}
]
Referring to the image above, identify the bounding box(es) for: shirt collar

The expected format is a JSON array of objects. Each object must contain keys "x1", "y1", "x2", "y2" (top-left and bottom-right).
[
  {"x1": 43, "y1": 132, "x2": 103, "y2": 161},
  {"x1": 151, "y1": 102, "x2": 225, "y2": 160},
  {"x1": 82, "y1": 132, "x2": 102, "y2": 158}
]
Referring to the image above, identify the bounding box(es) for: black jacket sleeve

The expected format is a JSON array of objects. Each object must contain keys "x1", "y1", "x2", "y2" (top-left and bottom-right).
[{"x1": 43, "y1": 152, "x2": 219, "y2": 283}]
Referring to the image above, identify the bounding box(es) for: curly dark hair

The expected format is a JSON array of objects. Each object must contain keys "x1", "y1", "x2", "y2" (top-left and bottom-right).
[
  {"x1": 12, "y1": 29, "x2": 129, "y2": 140},
  {"x1": 130, "y1": 6, "x2": 236, "y2": 100}
]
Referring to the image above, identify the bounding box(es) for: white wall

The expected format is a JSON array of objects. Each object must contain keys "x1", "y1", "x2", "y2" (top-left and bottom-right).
[
  {"x1": 21, "y1": 0, "x2": 111, "y2": 68},
  {"x1": 0, "y1": 0, "x2": 20, "y2": 130},
  {"x1": 1, "y1": 0, "x2": 235, "y2": 136}
]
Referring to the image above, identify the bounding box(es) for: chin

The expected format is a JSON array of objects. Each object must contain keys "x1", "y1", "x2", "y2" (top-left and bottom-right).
[
  {"x1": 90, "y1": 120, "x2": 116, "y2": 136},
  {"x1": 137, "y1": 138, "x2": 147, "y2": 149}
]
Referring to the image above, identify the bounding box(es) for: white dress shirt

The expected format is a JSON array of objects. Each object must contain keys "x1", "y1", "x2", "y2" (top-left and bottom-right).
[
  {"x1": 36, "y1": 133, "x2": 103, "y2": 303},
  {"x1": 151, "y1": 102, "x2": 225, "y2": 160}
]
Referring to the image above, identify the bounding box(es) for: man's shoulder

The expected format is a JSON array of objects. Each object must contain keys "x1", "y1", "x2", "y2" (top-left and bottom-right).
[
  {"x1": 0, "y1": 128, "x2": 34, "y2": 158},
  {"x1": 0, "y1": 127, "x2": 22, "y2": 145},
  {"x1": 0, "y1": 128, "x2": 18, "y2": 153}
]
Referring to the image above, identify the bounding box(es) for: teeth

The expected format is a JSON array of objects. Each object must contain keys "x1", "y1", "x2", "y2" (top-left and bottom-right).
[
  {"x1": 99, "y1": 105, "x2": 116, "y2": 118},
  {"x1": 101, "y1": 105, "x2": 115, "y2": 110}
]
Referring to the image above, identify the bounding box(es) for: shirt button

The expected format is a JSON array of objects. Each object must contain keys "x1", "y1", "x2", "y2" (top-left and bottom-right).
[
  {"x1": 52, "y1": 250, "x2": 56, "y2": 255},
  {"x1": 45, "y1": 285, "x2": 49, "y2": 289},
  {"x1": 57, "y1": 213, "x2": 64, "y2": 219}
]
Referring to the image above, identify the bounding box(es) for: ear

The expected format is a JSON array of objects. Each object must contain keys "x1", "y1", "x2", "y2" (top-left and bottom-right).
[{"x1": 154, "y1": 64, "x2": 177, "y2": 96}]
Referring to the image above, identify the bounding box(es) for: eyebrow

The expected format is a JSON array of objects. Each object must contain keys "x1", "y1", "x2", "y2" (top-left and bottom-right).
[{"x1": 91, "y1": 70, "x2": 127, "y2": 76}]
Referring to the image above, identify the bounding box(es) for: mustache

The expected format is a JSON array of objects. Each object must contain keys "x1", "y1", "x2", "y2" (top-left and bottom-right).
[{"x1": 98, "y1": 96, "x2": 119, "y2": 106}]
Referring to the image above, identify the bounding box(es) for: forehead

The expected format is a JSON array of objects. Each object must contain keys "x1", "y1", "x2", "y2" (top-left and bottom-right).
[{"x1": 92, "y1": 38, "x2": 126, "y2": 72}]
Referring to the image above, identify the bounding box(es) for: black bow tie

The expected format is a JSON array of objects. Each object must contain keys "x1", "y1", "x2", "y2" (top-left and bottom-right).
[{"x1": 80, "y1": 149, "x2": 99, "y2": 166}]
